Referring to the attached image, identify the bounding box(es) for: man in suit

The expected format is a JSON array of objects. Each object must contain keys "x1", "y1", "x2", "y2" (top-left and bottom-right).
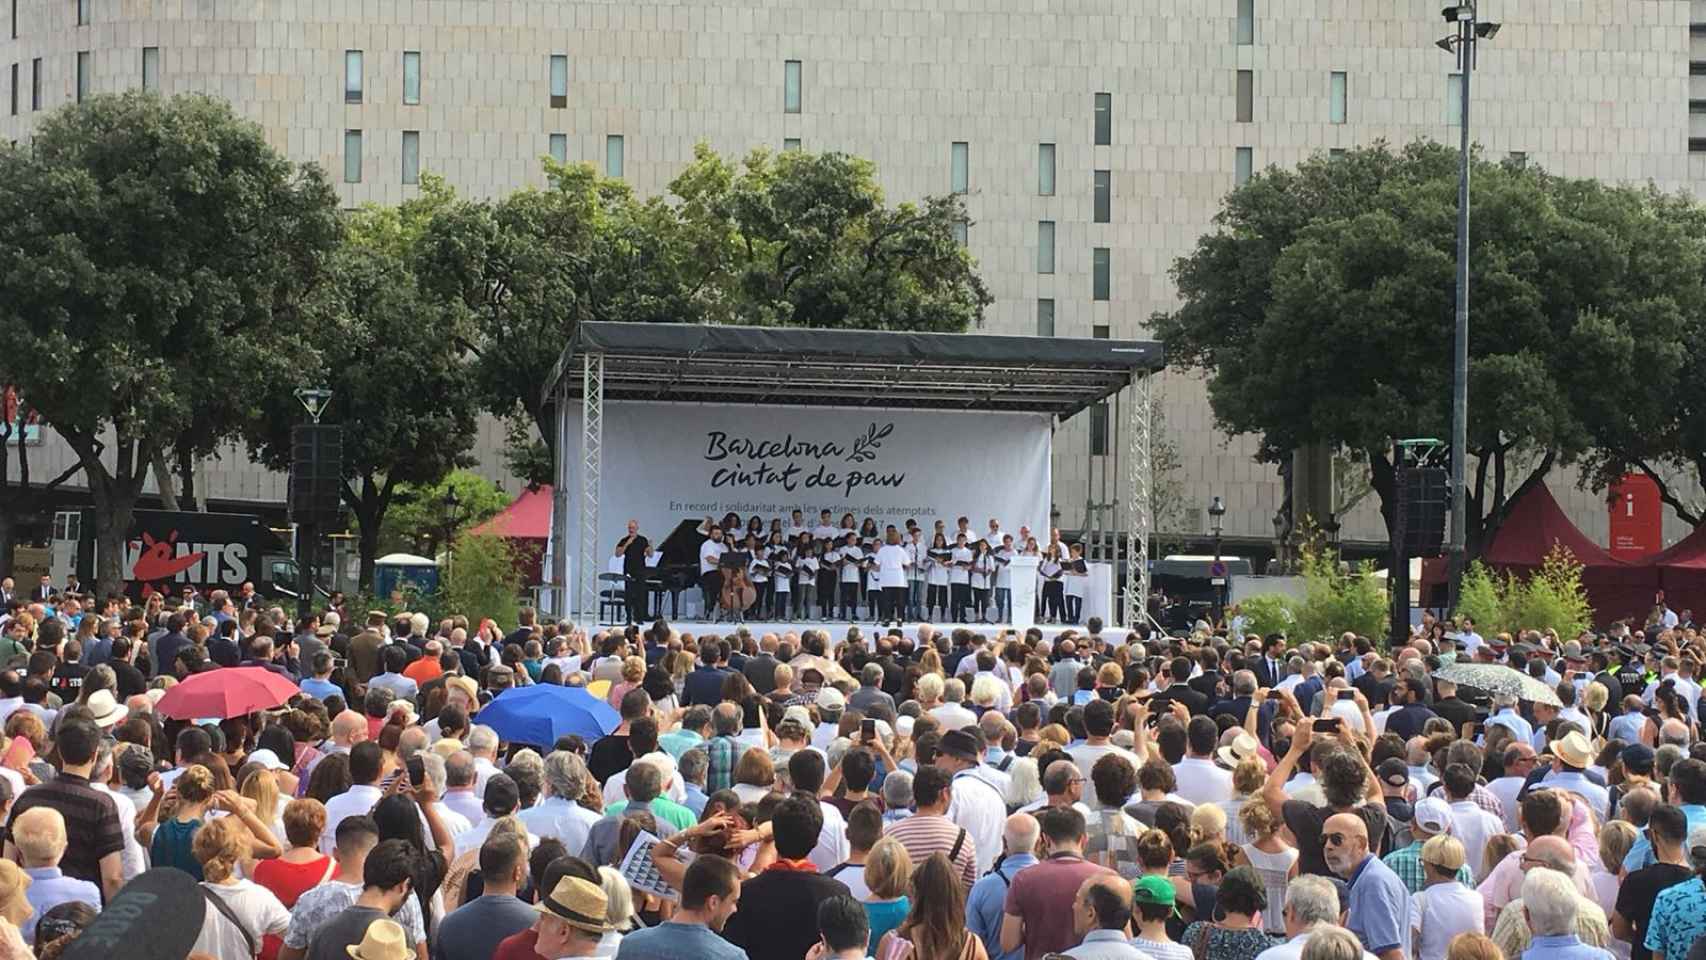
[
  {"x1": 1254, "y1": 634, "x2": 1289, "y2": 689},
  {"x1": 1188, "y1": 648, "x2": 1223, "y2": 702},
  {"x1": 29, "y1": 575, "x2": 52, "y2": 603},
  {"x1": 1157, "y1": 656, "x2": 1209, "y2": 716},
  {"x1": 617, "y1": 520, "x2": 651, "y2": 625},
  {"x1": 0, "y1": 577, "x2": 14, "y2": 606}
]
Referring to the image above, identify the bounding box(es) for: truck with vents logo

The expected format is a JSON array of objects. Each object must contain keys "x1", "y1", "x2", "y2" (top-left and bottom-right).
[{"x1": 49, "y1": 509, "x2": 318, "y2": 600}]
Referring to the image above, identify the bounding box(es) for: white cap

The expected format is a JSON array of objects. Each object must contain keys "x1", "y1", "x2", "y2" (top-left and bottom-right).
[{"x1": 246, "y1": 748, "x2": 288, "y2": 771}]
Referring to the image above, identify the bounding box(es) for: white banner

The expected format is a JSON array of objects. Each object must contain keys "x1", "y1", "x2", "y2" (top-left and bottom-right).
[{"x1": 569, "y1": 401, "x2": 1052, "y2": 575}]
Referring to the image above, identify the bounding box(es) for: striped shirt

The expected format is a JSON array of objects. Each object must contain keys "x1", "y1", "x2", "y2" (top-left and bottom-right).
[
  {"x1": 11, "y1": 772, "x2": 123, "y2": 888},
  {"x1": 884, "y1": 813, "x2": 979, "y2": 888}
]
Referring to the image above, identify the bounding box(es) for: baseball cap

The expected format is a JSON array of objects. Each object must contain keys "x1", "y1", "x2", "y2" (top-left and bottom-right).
[
  {"x1": 938, "y1": 729, "x2": 982, "y2": 763},
  {"x1": 782, "y1": 705, "x2": 814, "y2": 729},
  {"x1": 1622, "y1": 743, "x2": 1656, "y2": 774},
  {"x1": 1412, "y1": 796, "x2": 1453, "y2": 835},
  {"x1": 815, "y1": 687, "x2": 846, "y2": 712},
  {"x1": 1376, "y1": 757, "x2": 1410, "y2": 789},
  {"x1": 1131, "y1": 875, "x2": 1179, "y2": 917},
  {"x1": 245, "y1": 748, "x2": 288, "y2": 772}
]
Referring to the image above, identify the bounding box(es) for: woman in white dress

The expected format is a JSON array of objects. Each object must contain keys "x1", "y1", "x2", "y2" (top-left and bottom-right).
[{"x1": 1236, "y1": 794, "x2": 1298, "y2": 936}]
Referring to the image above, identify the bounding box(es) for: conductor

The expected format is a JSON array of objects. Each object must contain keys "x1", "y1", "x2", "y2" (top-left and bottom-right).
[{"x1": 617, "y1": 519, "x2": 650, "y2": 624}]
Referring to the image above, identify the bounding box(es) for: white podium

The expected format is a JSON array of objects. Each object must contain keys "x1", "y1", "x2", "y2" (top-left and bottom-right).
[
  {"x1": 1085, "y1": 562, "x2": 1115, "y2": 626},
  {"x1": 1008, "y1": 556, "x2": 1040, "y2": 629}
]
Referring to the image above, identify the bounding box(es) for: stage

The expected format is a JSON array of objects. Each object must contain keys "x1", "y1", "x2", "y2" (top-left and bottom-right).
[{"x1": 598, "y1": 616, "x2": 1107, "y2": 645}]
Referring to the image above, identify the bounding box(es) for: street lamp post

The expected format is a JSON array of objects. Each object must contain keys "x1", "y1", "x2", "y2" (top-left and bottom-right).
[
  {"x1": 1438, "y1": 3, "x2": 1499, "y2": 611},
  {"x1": 440, "y1": 485, "x2": 462, "y2": 585},
  {"x1": 1207, "y1": 495, "x2": 1227, "y2": 623}
]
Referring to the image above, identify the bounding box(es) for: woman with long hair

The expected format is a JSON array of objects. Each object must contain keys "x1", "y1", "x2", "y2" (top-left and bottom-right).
[
  {"x1": 372, "y1": 791, "x2": 452, "y2": 930},
  {"x1": 302, "y1": 753, "x2": 351, "y2": 805},
  {"x1": 875, "y1": 852, "x2": 987, "y2": 960}
]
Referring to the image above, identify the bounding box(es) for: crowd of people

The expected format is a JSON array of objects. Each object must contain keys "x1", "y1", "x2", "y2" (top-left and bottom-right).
[{"x1": 0, "y1": 577, "x2": 1701, "y2": 960}]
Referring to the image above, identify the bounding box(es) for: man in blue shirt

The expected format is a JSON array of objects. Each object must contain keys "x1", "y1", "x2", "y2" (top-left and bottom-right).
[
  {"x1": 968, "y1": 813, "x2": 1040, "y2": 960},
  {"x1": 434, "y1": 832, "x2": 537, "y2": 960},
  {"x1": 1324, "y1": 811, "x2": 1411, "y2": 960},
  {"x1": 1526, "y1": 868, "x2": 1615, "y2": 960},
  {"x1": 1484, "y1": 695, "x2": 1534, "y2": 746},
  {"x1": 617, "y1": 851, "x2": 747, "y2": 960},
  {"x1": 300, "y1": 651, "x2": 341, "y2": 701},
  {"x1": 1542, "y1": 732, "x2": 1610, "y2": 821},
  {"x1": 1626, "y1": 758, "x2": 1706, "y2": 871}
]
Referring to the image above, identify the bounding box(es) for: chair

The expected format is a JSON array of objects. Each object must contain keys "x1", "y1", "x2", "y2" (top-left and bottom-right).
[{"x1": 597, "y1": 572, "x2": 630, "y2": 625}]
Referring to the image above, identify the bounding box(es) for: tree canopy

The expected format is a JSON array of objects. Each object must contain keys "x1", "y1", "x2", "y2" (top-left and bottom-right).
[
  {"x1": 0, "y1": 92, "x2": 341, "y2": 593},
  {"x1": 1152, "y1": 140, "x2": 1706, "y2": 553}
]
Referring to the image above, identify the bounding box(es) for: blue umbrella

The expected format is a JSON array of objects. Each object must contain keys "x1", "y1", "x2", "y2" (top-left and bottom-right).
[{"x1": 476, "y1": 685, "x2": 621, "y2": 746}]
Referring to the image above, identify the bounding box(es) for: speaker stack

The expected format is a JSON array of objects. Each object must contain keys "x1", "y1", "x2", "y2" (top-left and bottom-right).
[
  {"x1": 290, "y1": 424, "x2": 344, "y2": 523},
  {"x1": 1396, "y1": 466, "x2": 1449, "y2": 558}
]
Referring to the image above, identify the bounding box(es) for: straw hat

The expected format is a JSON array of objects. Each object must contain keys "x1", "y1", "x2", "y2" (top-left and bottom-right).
[
  {"x1": 1216, "y1": 732, "x2": 1259, "y2": 769},
  {"x1": 345, "y1": 919, "x2": 409, "y2": 960},
  {"x1": 533, "y1": 876, "x2": 611, "y2": 933},
  {"x1": 85, "y1": 689, "x2": 128, "y2": 728},
  {"x1": 1552, "y1": 731, "x2": 1595, "y2": 769}
]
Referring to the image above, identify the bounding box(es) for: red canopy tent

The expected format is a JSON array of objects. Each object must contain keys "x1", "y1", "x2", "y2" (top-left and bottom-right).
[
  {"x1": 469, "y1": 485, "x2": 551, "y2": 586},
  {"x1": 1423, "y1": 483, "x2": 1657, "y2": 625},
  {"x1": 1643, "y1": 523, "x2": 1706, "y2": 608}
]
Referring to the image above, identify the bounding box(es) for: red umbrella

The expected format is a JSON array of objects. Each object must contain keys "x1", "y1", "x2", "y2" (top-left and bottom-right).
[{"x1": 155, "y1": 667, "x2": 301, "y2": 720}]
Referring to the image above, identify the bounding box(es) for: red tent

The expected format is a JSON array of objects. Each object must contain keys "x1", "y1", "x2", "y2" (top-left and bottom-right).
[
  {"x1": 469, "y1": 485, "x2": 551, "y2": 586},
  {"x1": 1644, "y1": 523, "x2": 1706, "y2": 609},
  {"x1": 1422, "y1": 483, "x2": 1658, "y2": 625}
]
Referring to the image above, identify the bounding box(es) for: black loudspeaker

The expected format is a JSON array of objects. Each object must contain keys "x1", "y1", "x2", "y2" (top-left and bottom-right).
[
  {"x1": 1396, "y1": 466, "x2": 1448, "y2": 557},
  {"x1": 290, "y1": 425, "x2": 343, "y2": 522}
]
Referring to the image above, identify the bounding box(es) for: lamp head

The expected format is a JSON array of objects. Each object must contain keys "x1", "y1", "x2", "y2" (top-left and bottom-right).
[
  {"x1": 1208, "y1": 496, "x2": 1227, "y2": 519},
  {"x1": 1442, "y1": 4, "x2": 1473, "y2": 22},
  {"x1": 1475, "y1": 21, "x2": 1500, "y2": 39},
  {"x1": 1435, "y1": 36, "x2": 1456, "y2": 53}
]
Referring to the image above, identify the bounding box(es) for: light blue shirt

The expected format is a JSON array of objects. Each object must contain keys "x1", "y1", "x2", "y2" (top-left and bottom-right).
[
  {"x1": 1066, "y1": 929, "x2": 1156, "y2": 960},
  {"x1": 967, "y1": 852, "x2": 1037, "y2": 960},
  {"x1": 1523, "y1": 933, "x2": 1614, "y2": 960},
  {"x1": 1484, "y1": 709, "x2": 1533, "y2": 746},
  {"x1": 1625, "y1": 803, "x2": 1706, "y2": 872},
  {"x1": 616, "y1": 920, "x2": 749, "y2": 960},
  {"x1": 368, "y1": 672, "x2": 418, "y2": 700},
  {"x1": 21, "y1": 866, "x2": 101, "y2": 944},
  {"x1": 1346, "y1": 855, "x2": 1412, "y2": 959},
  {"x1": 658, "y1": 729, "x2": 704, "y2": 761},
  {"x1": 1540, "y1": 770, "x2": 1609, "y2": 820},
  {"x1": 299, "y1": 677, "x2": 341, "y2": 701},
  {"x1": 683, "y1": 783, "x2": 709, "y2": 816},
  {"x1": 1607, "y1": 711, "x2": 1647, "y2": 745}
]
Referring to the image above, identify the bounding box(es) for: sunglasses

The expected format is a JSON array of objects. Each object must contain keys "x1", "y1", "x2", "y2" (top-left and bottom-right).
[{"x1": 1322, "y1": 832, "x2": 1352, "y2": 847}]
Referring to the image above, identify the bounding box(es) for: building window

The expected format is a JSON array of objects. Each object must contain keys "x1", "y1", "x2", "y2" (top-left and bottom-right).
[
  {"x1": 7, "y1": 63, "x2": 15, "y2": 115},
  {"x1": 1092, "y1": 324, "x2": 1110, "y2": 339},
  {"x1": 1037, "y1": 299, "x2": 1056, "y2": 337},
  {"x1": 1236, "y1": 0, "x2": 1255, "y2": 45},
  {"x1": 344, "y1": 50, "x2": 363, "y2": 103},
  {"x1": 1508, "y1": 151, "x2": 1527, "y2": 168},
  {"x1": 343, "y1": 129, "x2": 362, "y2": 183},
  {"x1": 1329, "y1": 148, "x2": 1347, "y2": 158},
  {"x1": 1038, "y1": 143, "x2": 1055, "y2": 196},
  {"x1": 1235, "y1": 147, "x2": 1253, "y2": 185},
  {"x1": 783, "y1": 59, "x2": 801, "y2": 113},
  {"x1": 141, "y1": 46, "x2": 159, "y2": 91},
  {"x1": 1446, "y1": 73, "x2": 1462, "y2": 125},
  {"x1": 1093, "y1": 170, "x2": 1110, "y2": 223},
  {"x1": 1329, "y1": 71, "x2": 1347, "y2": 124},
  {"x1": 9, "y1": 0, "x2": 15, "y2": 39},
  {"x1": 1236, "y1": 70, "x2": 1253, "y2": 123},
  {"x1": 402, "y1": 51, "x2": 420, "y2": 105},
  {"x1": 1037, "y1": 221, "x2": 1055, "y2": 274},
  {"x1": 77, "y1": 0, "x2": 88, "y2": 26},
  {"x1": 950, "y1": 141, "x2": 968, "y2": 194},
  {"x1": 951, "y1": 220, "x2": 968, "y2": 247},
  {"x1": 783, "y1": 137, "x2": 801, "y2": 151},
  {"x1": 548, "y1": 133, "x2": 567, "y2": 164},
  {"x1": 1092, "y1": 247, "x2": 1110, "y2": 301},
  {"x1": 1094, "y1": 92, "x2": 1111, "y2": 145},
  {"x1": 401, "y1": 131, "x2": 419, "y2": 185},
  {"x1": 1089, "y1": 403, "x2": 1110, "y2": 455},
  {"x1": 75, "y1": 51, "x2": 89, "y2": 102},
  {"x1": 605, "y1": 134, "x2": 623, "y2": 178},
  {"x1": 30, "y1": 57, "x2": 39, "y2": 110},
  {"x1": 549, "y1": 54, "x2": 567, "y2": 108}
]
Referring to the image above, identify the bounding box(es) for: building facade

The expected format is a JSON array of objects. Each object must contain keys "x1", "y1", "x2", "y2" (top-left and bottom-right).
[{"x1": 3, "y1": 0, "x2": 1701, "y2": 552}]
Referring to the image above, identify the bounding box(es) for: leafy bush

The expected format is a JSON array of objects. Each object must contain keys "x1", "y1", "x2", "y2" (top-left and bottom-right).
[
  {"x1": 1236, "y1": 593, "x2": 1297, "y2": 637},
  {"x1": 1452, "y1": 546, "x2": 1594, "y2": 638},
  {"x1": 442, "y1": 531, "x2": 523, "y2": 629},
  {"x1": 1290, "y1": 545, "x2": 1388, "y2": 643}
]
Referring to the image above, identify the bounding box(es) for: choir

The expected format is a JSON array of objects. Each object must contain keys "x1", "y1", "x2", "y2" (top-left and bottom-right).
[{"x1": 676, "y1": 508, "x2": 1091, "y2": 626}]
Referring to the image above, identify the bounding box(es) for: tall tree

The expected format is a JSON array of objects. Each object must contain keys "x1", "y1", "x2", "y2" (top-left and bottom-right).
[
  {"x1": 250, "y1": 186, "x2": 481, "y2": 589},
  {"x1": 1152, "y1": 142, "x2": 1695, "y2": 556},
  {"x1": 0, "y1": 92, "x2": 340, "y2": 595}
]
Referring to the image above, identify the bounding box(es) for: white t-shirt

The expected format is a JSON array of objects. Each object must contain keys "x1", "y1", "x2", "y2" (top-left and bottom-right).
[
  {"x1": 192, "y1": 880, "x2": 291, "y2": 960},
  {"x1": 876, "y1": 544, "x2": 910, "y2": 588},
  {"x1": 839, "y1": 547, "x2": 865, "y2": 584},
  {"x1": 1172, "y1": 757, "x2": 1234, "y2": 806},
  {"x1": 995, "y1": 549, "x2": 1015, "y2": 588},
  {"x1": 699, "y1": 540, "x2": 725, "y2": 575},
  {"x1": 1410, "y1": 882, "x2": 1484, "y2": 960},
  {"x1": 812, "y1": 523, "x2": 839, "y2": 541},
  {"x1": 926, "y1": 551, "x2": 950, "y2": 587}
]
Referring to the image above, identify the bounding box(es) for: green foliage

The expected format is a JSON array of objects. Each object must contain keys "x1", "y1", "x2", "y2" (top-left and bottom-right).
[
  {"x1": 0, "y1": 91, "x2": 341, "y2": 592},
  {"x1": 1456, "y1": 548, "x2": 1594, "y2": 638},
  {"x1": 376, "y1": 470, "x2": 512, "y2": 555},
  {"x1": 442, "y1": 532, "x2": 524, "y2": 629},
  {"x1": 1290, "y1": 545, "x2": 1387, "y2": 643},
  {"x1": 1236, "y1": 593, "x2": 1297, "y2": 638},
  {"x1": 1151, "y1": 141, "x2": 1706, "y2": 549},
  {"x1": 419, "y1": 145, "x2": 993, "y2": 471}
]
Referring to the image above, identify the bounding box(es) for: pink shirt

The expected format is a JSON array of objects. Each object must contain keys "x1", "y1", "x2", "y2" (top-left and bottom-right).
[{"x1": 1475, "y1": 847, "x2": 1594, "y2": 931}]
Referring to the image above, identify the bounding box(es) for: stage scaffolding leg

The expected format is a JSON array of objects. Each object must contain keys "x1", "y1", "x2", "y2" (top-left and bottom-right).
[
  {"x1": 550, "y1": 382, "x2": 573, "y2": 618},
  {"x1": 577, "y1": 352, "x2": 605, "y2": 624},
  {"x1": 1123, "y1": 371, "x2": 1152, "y2": 629}
]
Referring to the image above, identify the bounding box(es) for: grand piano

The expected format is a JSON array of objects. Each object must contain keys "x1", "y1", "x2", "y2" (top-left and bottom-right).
[{"x1": 644, "y1": 519, "x2": 708, "y2": 620}]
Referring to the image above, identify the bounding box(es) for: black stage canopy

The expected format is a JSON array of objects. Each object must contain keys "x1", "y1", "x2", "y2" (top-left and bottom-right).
[{"x1": 548, "y1": 321, "x2": 1164, "y2": 420}]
